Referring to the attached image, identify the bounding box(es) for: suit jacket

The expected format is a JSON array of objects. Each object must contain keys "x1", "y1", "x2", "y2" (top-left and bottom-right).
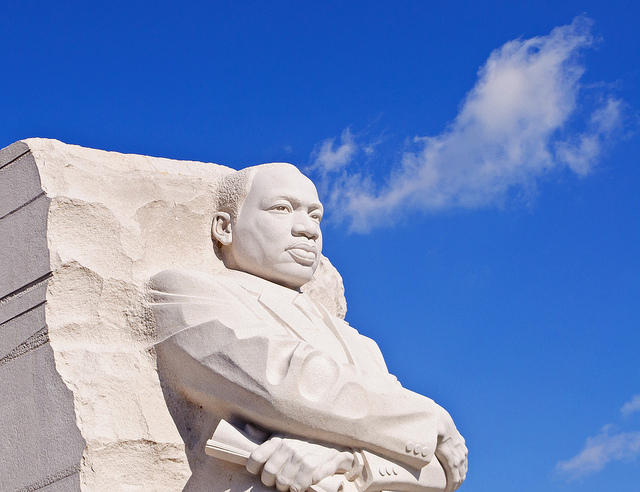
[{"x1": 149, "y1": 269, "x2": 445, "y2": 491}]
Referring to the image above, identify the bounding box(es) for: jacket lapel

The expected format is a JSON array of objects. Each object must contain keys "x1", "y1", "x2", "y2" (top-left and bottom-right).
[
  {"x1": 227, "y1": 270, "x2": 357, "y2": 367},
  {"x1": 257, "y1": 285, "x2": 315, "y2": 344}
]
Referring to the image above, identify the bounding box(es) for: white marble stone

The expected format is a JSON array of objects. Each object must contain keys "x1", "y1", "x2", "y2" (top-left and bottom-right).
[
  {"x1": 149, "y1": 164, "x2": 467, "y2": 491},
  {"x1": 0, "y1": 138, "x2": 349, "y2": 490},
  {"x1": 1, "y1": 139, "x2": 465, "y2": 491}
]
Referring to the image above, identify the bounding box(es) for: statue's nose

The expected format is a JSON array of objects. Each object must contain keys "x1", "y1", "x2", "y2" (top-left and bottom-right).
[{"x1": 292, "y1": 214, "x2": 320, "y2": 240}]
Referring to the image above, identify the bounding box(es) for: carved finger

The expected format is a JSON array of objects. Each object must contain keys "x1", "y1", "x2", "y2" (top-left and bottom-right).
[
  {"x1": 275, "y1": 474, "x2": 293, "y2": 492},
  {"x1": 290, "y1": 455, "x2": 320, "y2": 492},
  {"x1": 289, "y1": 477, "x2": 312, "y2": 492},
  {"x1": 436, "y1": 441, "x2": 461, "y2": 492},
  {"x1": 262, "y1": 454, "x2": 291, "y2": 488},
  {"x1": 458, "y1": 454, "x2": 468, "y2": 483},
  {"x1": 310, "y1": 450, "x2": 353, "y2": 483},
  {"x1": 261, "y1": 444, "x2": 291, "y2": 487},
  {"x1": 452, "y1": 444, "x2": 468, "y2": 479},
  {"x1": 276, "y1": 455, "x2": 304, "y2": 492},
  {"x1": 335, "y1": 450, "x2": 356, "y2": 473},
  {"x1": 247, "y1": 437, "x2": 283, "y2": 475},
  {"x1": 292, "y1": 455, "x2": 324, "y2": 490}
]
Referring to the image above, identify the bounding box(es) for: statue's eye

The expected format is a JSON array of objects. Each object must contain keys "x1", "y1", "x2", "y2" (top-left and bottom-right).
[
  {"x1": 310, "y1": 212, "x2": 322, "y2": 223},
  {"x1": 271, "y1": 204, "x2": 291, "y2": 213}
]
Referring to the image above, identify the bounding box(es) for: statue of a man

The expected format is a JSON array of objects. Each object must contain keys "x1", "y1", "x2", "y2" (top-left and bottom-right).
[{"x1": 149, "y1": 163, "x2": 467, "y2": 492}]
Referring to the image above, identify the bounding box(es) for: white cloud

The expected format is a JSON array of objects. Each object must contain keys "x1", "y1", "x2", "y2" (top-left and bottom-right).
[
  {"x1": 309, "y1": 16, "x2": 623, "y2": 232},
  {"x1": 556, "y1": 396, "x2": 640, "y2": 480},
  {"x1": 556, "y1": 425, "x2": 640, "y2": 480},
  {"x1": 556, "y1": 97, "x2": 623, "y2": 175},
  {"x1": 309, "y1": 128, "x2": 357, "y2": 174},
  {"x1": 622, "y1": 395, "x2": 640, "y2": 417}
]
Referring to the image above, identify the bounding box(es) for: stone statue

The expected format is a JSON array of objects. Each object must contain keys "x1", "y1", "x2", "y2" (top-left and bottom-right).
[{"x1": 148, "y1": 163, "x2": 467, "y2": 492}]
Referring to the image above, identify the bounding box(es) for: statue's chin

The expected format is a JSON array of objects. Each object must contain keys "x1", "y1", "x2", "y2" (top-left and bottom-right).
[
  {"x1": 224, "y1": 260, "x2": 316, "y2": 290},
  {"x1": 258, "y1": 265, "x2": 317, "y2": 291},
  {"x1": 269, "y1": 271, "x2": 315, "y2": 291}
]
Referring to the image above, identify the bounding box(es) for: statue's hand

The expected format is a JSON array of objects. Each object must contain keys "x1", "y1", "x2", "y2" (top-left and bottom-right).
[
  {"x1": 246, "y1": 436, "x2": 355, "y2": 492},
  {"x1": 435, "y1": 409, "x2": 468, "y2": 492}
]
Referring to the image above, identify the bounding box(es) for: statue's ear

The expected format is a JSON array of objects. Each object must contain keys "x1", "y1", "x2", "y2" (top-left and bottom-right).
[{"x1": 212, "y1": 212, "x2": 233, "y2": 246}]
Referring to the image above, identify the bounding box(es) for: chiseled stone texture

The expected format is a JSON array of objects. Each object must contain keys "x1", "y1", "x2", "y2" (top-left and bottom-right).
[{"x1": 0, "y1": 138, "x2": 348, "y2": 490}]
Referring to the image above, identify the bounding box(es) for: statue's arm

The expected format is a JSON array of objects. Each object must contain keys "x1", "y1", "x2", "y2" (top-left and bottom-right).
[
  {"x1": 156, "y1": 316, "x2": 440, "y2": 470},
  {"x1": 149, "y1": 269, "x2": 465, "y2": 485}
]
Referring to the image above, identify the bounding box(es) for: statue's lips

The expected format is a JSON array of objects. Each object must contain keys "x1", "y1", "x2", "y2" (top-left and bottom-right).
[{"x1": 286, "y1": 243, "x2": 318, "y2": 266}]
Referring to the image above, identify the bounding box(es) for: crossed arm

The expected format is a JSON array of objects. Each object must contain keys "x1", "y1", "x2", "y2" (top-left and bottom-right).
[
  {"x1": 245, "y1": 412, "x2": 467, "y2": 492},
  {"x1": 150, "y1": 271, "x2": 467, "y2": 491},
  {"x1": 157, "y1": 319, "x2": 466, "y2": 491}
]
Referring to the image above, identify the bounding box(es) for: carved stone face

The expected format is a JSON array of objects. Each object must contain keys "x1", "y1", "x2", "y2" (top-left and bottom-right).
[{"x1": 226, "y1": 166, "x2": 324, "y2": 290}]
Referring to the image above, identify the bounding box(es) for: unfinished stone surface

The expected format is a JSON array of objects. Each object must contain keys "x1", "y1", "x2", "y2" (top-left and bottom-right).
[{"x1": 0, "y1": 138, "x2": 349, "y2": 490}]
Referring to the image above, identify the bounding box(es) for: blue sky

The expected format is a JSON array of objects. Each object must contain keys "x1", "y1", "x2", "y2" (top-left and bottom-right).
[{"x1": 2, "y1": 2, "x2": 639, "y2": 491}]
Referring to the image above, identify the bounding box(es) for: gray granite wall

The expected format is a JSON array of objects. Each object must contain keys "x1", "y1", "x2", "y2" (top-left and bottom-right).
[{"x1": 0, "y1": 142, "x2": 84, "y2": 491}]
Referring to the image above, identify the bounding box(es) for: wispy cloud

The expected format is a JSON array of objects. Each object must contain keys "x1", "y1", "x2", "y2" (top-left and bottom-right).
[
  {"x1": 556, "y1": 425, "x2": 640, "y2": 480},
  {"x1": 310, "y1": 128, "x2": 357, "y2": 174},
  {"x1": 308, "y1": 16, "x2": 623, "y2": 232},
  {"x1": 556, "y1": 396, "x2": 640, "y2": 480},
  {"x1": 622, "y1": 395, "x2": 640, "y2": 417}
]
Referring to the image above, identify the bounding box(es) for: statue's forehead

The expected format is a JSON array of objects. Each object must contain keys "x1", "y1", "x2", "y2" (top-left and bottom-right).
[{"x1": 249, "y1": 167, "x2": 320, "y2": 201}]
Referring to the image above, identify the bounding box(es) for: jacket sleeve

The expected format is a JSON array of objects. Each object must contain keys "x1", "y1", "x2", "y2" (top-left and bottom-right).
[{"x1": 149, "y1": 269, "x2": 444, "y2": 470}]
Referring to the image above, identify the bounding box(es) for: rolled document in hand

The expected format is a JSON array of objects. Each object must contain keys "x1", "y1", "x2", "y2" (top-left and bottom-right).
[
  {"x1": 206, "y1": 419, "x2": 356, "y2": 492},
  {"x1": 205, "y1": 419, "x2": 259, "y2": 466}
]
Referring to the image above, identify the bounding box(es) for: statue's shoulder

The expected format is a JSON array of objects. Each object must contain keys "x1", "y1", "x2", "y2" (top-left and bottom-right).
[
  {"x1": 148, "y1": 269, "x2": 257, "y2": 343},
  {"x1": 148, "y1": 268, "x2": 243, "y2": 301}
]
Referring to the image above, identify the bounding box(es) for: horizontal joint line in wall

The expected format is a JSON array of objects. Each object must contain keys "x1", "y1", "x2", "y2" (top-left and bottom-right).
[
  {"x1": 0, "y1": 300, "x2": 47, "y2": 328},
  {"x1": 14, "y1": 463, "x2": 81, "y2": 492},
  {"x1": 0, "y1": 148, "x2": 30, "y2": 171},
  {"x1": 0, "y1": 272, "x2": 52, "y2": 307},
  {"x1": 0, "y1": 325, "x2": 49, "y2": 368},
  {"x1": 0, "y1": 191, "x2": 47, "y2": 222}
]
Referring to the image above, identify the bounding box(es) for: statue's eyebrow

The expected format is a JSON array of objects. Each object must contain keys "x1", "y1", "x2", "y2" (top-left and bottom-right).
[
  {"x1": 262, "y1": 194, "x2": 300, "y2": 207},
  {"x1": 261, "y1": 195, "x2": 324, "y2": 213}
]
